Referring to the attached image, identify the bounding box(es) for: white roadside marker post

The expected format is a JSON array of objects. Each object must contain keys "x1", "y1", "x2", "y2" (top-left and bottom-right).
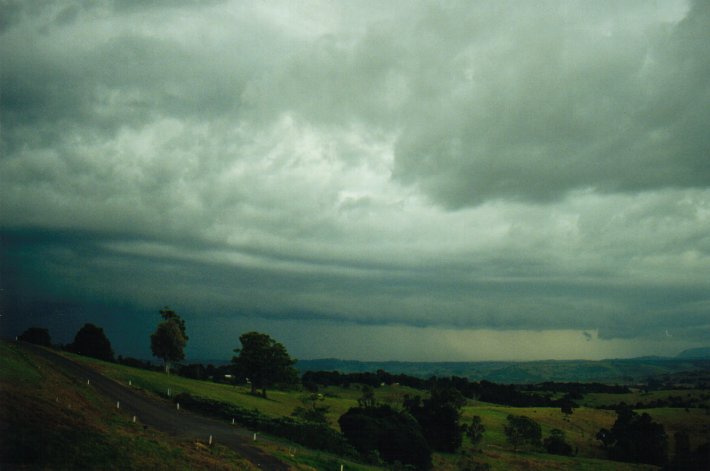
[
  {"x1": 133, "y1": 416, "x2": 136, "y2": 423},
  {"x1": 209, "y1": 435, "x2": 213, "y2": 446},
  {"x1": 177, "y1": 402, "x2": 180, "y2": 411},
  {"x1": 116, "y1": 401, "x2": 120, "y2": 409}
]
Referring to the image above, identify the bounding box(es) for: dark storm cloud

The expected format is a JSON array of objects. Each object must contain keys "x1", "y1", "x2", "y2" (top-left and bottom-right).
[
  {"x1": 1, "y1": 0, "x2": 708, "y2": 360},
  {"x1": 392, "y1": 0, "x2": 710, "y2": 207}
]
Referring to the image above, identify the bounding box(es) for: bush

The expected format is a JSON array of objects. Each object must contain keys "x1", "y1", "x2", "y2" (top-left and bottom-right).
[
  {"x1": 504, "y1": 415, "x2": 541, "y2": 451},
  {"x1": 173, "y1": 393, "x2": 354, "y2": 456},
  {"x1": 18, "y1": 327, "x2": 51, "y2": 347},
  {"x1": 544, "y1": 429, "x2": 573, "y2": 456},
  {"x1": 403, "y1": 387, "x2": 465, "y2": 452},
  {"x1": 596, "y1": 405, "x2": 667, "y2": 465},
  {"x1": 339, "y1": 405, "x2": 432, "y2": 470},
  {"x1": 67, "y1": 323, "x2": 114, "y2": 362}
]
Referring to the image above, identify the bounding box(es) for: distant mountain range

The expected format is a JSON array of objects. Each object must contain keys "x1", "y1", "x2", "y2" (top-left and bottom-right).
[
  {"x1": 677, "y1": 347, "x2": 710, "y2": 359},
  {"x1": 295, "y1": 351, "x2": 710, "y2": 384}
]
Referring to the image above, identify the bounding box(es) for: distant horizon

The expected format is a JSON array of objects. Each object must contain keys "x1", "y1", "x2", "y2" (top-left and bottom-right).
[{"x1": 5, "y1": 332, "x2": 708, "y2": 365}]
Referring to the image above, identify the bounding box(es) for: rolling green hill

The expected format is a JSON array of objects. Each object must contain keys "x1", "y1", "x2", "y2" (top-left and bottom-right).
[{"x1": 296, "y1": 357, "x2": 710, "y2": 384}]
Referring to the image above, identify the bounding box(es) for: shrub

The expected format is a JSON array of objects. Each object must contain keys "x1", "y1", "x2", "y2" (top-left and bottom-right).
[
  {"x1": 18, "y1": 327, "x2": 51, "y2": 347},
  {"x1": 504, "y1": 415, "x2": 541, "y2": 451},
  {"x1": 173, "y1": 393, "x2": 354, "y2": 456},
  {"x1": 339, "y1": 405, "x2": 432, "y2": 470},
  {"x1": 543, "y1": 429, "x2": 573, "y2": 456}
]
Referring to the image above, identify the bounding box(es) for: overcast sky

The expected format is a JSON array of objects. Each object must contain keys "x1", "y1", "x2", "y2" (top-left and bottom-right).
[{"x1": 1, "y1": 0, "x2": 709, "y2": 362}]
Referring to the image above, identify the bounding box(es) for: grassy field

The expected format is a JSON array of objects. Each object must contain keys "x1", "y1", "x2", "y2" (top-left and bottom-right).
[{"x1": 5, "y1": 342, "x2": 707, "y2": 470}]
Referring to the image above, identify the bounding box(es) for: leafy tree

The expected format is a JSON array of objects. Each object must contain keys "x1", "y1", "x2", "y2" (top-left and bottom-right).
[
  {"x1": 404, "y1": 386, "x2": 466, "y2": 452},
  {"x1": 543, "y1": 429, "x2": 573, "y2": 456},
  {"x1": 150, "y1": 308, "x2": 188, "y2": 374},
  {"x1": 68, "y1": 323, "x2": 114, "y2": 362},
  {"x1": 466, "y1": 415, "x2": 486, "y2": 448},
  {"x1": 18, "y1": 327, "x2": 51, "y2": 346},
  {"x1": 559, "y1": 397, "x2": 575, "y2": 420},
  {"x1": 150, "y1": 319, "x2": 186, "y2": 374},
  {"x1": 596, "y1": 405, "x2": 667, "y2": 465},
  {"x1": 292, "y1": 393, "x2": 329, "y2": 424},
  {"x1": 339, "y1": 405, "x2": 432, "y2": 470},
  {"x1": 159, "y1": 306, "x2": 188, "y2": 341},
  {"x1": 232, "y1": 331, "x2": 298, "y2": 398},
  {"x1": 504, "y1": 415, "x2": 542, "y2": 451}
]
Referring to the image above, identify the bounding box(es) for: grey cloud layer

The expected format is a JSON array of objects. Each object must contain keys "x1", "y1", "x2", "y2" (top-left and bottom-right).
[
  {"x1": 391, "y1": 0, "x2": 710, "y2": 206},
  {"x1": 1, "y1": 0, "x2": 709, "y2": 357}
]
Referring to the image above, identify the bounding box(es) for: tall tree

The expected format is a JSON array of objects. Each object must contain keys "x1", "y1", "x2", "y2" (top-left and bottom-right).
[
  {"x1": 150, "y1": 307, "x2": 187, "y2": 374},
  {"x1": 159, "y1": 306, "x2": 188, "y2": 341},
  {"x1": 232, "y1": 331, "x2": 298, "y2": 397},
  {"x1": 68, "y1": 323, "x2": 114, "y2": 362},
  {"x1": 404, "y1": 386, "x2": 466, "y2": 452}
]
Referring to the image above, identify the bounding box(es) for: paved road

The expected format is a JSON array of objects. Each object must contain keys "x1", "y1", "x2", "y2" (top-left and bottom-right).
[{"x1": 28, "y1": 345, "x2": 290, "y2": 470}]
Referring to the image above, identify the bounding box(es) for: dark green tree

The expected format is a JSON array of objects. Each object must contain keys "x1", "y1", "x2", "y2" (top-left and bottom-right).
[
  {"x1": 232, "y1": 331, "x2": 298, "y2": 398},
  {"x1": 150, "y1": 308, "x2": 187, "y2": 374},
  {"x1": 18, "y1": 327, "x2": 51, "y2": 346},
  {"x1": 466, "y1": 415, "x2": 486, "y2": 448},
  {"x1": 68, "y1": 323, "x2": 114, "y2": 362},
  {"x1": 159, "y1": 306, "x2": 188, "y2": 341},
  {"x1": 596, "y1": 405, "x2": 667, "y2": 465},
  {"x1": 292, "y1": 393, "x2": 329, "y2": 424},
  {"x1": 404, "y1": 386, "x2": 466, "y2": 452},
  {"x1": 504, "y1": 415, "x2": 542, "y2": 451},
  {"x1": 339, "y1": 405, "x2": 432, "y2": 470},
  {"x1": 560, "y1": 398, "x2": 575, "y2": 420},
  {"x1": 544, "y1": 429, "x2": 574, "y2": 456}
]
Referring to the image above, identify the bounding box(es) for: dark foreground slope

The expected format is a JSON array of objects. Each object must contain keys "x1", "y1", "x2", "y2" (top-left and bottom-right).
[{"x1": 0, "y1": 341, "x2": 287, "y2": 470}]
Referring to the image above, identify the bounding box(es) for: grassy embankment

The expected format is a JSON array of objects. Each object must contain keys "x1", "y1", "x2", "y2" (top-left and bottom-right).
[
  {"x1": 0, "y1": 342, "x2": 380, "y2": 471},
  {"x1": 0, "y1": 341, "x2": 259, "y2": 470}
]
